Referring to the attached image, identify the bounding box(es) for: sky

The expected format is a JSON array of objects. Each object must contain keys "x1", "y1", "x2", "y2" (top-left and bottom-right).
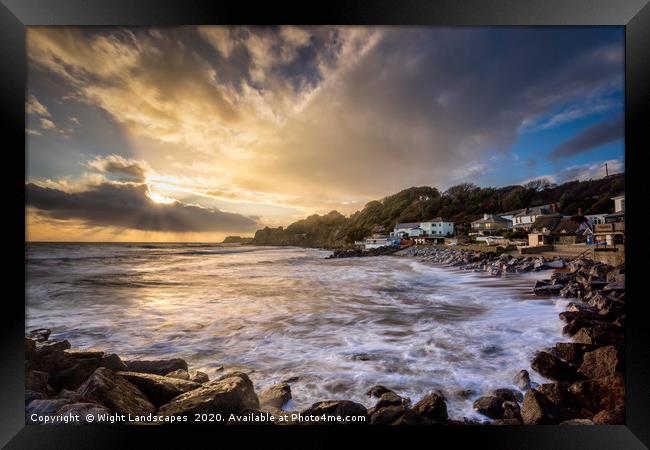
[{"x1": 25, "y1": 26, "x2": 624, "y2": 242}]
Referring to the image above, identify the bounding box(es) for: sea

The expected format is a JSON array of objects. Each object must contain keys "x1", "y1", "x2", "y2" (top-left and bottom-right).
[{"x1": 26, "y1": 242, "x2": 568, "y2": 419}]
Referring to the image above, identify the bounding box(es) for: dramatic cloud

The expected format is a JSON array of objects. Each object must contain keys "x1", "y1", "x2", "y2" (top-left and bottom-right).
[
  {"x1": 26, "y1": 182, "x2": 259, "y2": 233},
  {"x1": 25, "y1": 94, "x2": 50, "y2": 117},
  {"x1": 85, "y1": 155, "x2": 149, "y2": 182},
  {"x1": 25, "y1": 26, "x2": 624, "y2": 239},
  {"x1": 549, "y1": 116, "x2": 623, "y2": 160}
]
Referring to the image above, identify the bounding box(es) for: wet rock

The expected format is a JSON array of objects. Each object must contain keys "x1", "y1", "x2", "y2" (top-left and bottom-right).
[
  {"x1": 124, "y1": 358, "x2": 188, "y2": 376},
  {"x1": 63, "y1": 348, "x2": 105, "y2": 359},
  {"x1": 258, "y1": 383, "x2": 292, "y2": 409},
  {"x1": 603, "y1": 281, "x2": 625, "y2": 292},
  {"x1": 36, "y1": 339, "x2": 71, "y2": 353},
  {"x1": 568, "y1": 373, "x2": 625, "y2": 413},
  {"x1": 513, "y1": 369, "x2": 531, "y2": 390},
  {"x1": 552, "y1": 342, "x2": 597, "y2": 365},
  {"x1": 531, "y1": 351, "x2": 582, "y2": 382},
  {"x1": 374, "y1": 391, "x2": 407, "y2": 409},
  {"x1": 26, "y1": 370, "x2": 50, "y2": 394},
  {"x1": 116, "y1": 371, "x2": 201, "y2": 406},
  {"x1": 189, "y1": 371, "x2": 210, "y2": 383},
  {"x1": 572, "y1": 326, "x2": 624, "y2": 347},
  {"x1": 366, "y1": 385, "x2": 394, "y2": 398},
  {"x1": 578, "y1": 346, "x2": 624, "y2": 379},
  {"x1": 57, "y1": 403, "x2": 112, "y2": 423},
  {"x1": 520, "y1": 389, "x2": 560, "y2": 424},
  {"x1": 28, "y1": 329, "x2": 51, "y2": 343},
  {"x1": 25, "y1": 390, "x2": 45, "y2": 405},
  {"x1": 301, "y1": 400, "x2": 368, "y2": 423},
  {"x1": 492, "y1": 388, "x2": 523, "y2": 403},
  {"x1": 99, "y1": 353, "x2": 127, "y2": 372},
  {"x1": 491, "y1": 418, "x2": 522, "y2": 425},
  {"x1": 158, "y1": 372, "x2": 259, "y2": 417},
  {"x1": 592, "y1": 406, "x2": 625, "y2": 424},
  {"x1": 473, "y1": 396, "x2": 503, "y2": 419},
  {"x1": 560, "y1": 418, "x2": 594, "y2": 425},
  {"x1": 533, "y1": 284, "x2": 563, "y2": 295},
  {"x1": 502, "y1": 401, "x2": 521, "y2": 420},
  {"x1": 26, "y1": 399, "x2": 71, "y2": 423},
  {"x1": 76, "y1": 367, "x2": 156, "y2": 416},
  {"x1": 411, "y1": 390, "x2": 448, "y2": 423},
  {"x1": 165, "y1": 369, "x2": 190, "y2": 380},
  {"x1": 370, "y1": 405, "x2": 407, "y2": 425}
]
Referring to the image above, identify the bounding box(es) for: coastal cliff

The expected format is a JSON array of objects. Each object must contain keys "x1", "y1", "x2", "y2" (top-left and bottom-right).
[{"x1": 251, "y1": 174, "x2": 624, "y2": 248}]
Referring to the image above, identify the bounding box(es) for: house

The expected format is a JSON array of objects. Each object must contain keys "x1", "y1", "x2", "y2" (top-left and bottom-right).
[
  {"x1": 392, "y1": 222, "x2": 425, "y2": 238},
  {"x1": 471, "y1": 214, "x2": 511, "y2": 234},
  {"x1": 512, "y1": 204, "x2": 559, "y2": 230},
  {"x1": 354, "y1": 235, "x2": 400, "y2": 250},
  {"x1": 592, "y1": 194, "x2": 625, "y2": 246},
  {"x1": 369, "y1": 224, "x2": 386, "y2": 236},
  {"x1": 585, "y1": 214, "x2": 607, "y2": 228},
  {"x1": 419, "y1": 217, "x2": 454, "y2": 236},
  {"x1": 527, "y1": 214, "x2": 589, "y2": 246},
  {"x1": 612, "y1": 193, "x2": 625, "y2": 213}
]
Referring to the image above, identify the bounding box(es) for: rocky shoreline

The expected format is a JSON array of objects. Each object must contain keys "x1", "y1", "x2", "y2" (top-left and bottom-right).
[
  {"x1": 25, "y1": 246, "x2": 624, "y2": 425},
  {"x1": 400, "y1": 246, "x2": 625, "y2": 425}
]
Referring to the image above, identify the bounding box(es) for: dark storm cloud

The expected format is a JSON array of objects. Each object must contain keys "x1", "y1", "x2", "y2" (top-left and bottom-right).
[
  {"x1": 26, "y1": 182, "x2": 259, "y2": 232},
  {"x1": 548, "y1": 116, "x2": 624, "y2": 160}
]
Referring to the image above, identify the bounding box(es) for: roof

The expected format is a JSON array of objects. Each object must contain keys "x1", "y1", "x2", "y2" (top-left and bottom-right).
[
  {"x1": 499, "y1": 208, "x2": 525, "y2": 216},
  {"x1": 394, "y1": 222, "x2": 421, "y2": 230},
  {"x1": 471, "y1": 214, "x2": 510, "y2": 224},
  {"x1": 422, "y1": 217, "x2": 451, "y2": 223},
  {"x1": 529, "y1": 214, "x2": 586, "y2": 235},
  {"x1": 513, "y1": 206, "x2": 549, "y2": 218},
  {"x1": 611, "y1": 193, "x2": 625, "y2": 200}
]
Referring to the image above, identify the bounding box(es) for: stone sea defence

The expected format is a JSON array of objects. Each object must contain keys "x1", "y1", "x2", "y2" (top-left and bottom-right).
[{"x1": 402, "y1": 246, "x2": 625, "y2": 425}]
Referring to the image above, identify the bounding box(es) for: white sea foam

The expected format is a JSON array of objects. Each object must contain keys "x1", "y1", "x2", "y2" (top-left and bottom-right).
[{"x1": 26, "y1": 243, "x2": 567, "y2": 419}]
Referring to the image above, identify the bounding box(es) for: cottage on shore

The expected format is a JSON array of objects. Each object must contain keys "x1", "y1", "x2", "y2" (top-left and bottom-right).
[
  {"x1": 470, "y1": 214, "x2": 511, "y2": 234},
  {"x1": 527, "y1": 214, "x2": 590, "y2": 246},
  {"x1": 392, "y1": 218, "x2": 454, "y2": 241}
]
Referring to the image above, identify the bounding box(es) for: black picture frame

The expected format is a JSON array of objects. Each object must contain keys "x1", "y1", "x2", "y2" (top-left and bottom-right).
[{"x1": 2, "y1": 0, "x2": 649, "y2": 448}]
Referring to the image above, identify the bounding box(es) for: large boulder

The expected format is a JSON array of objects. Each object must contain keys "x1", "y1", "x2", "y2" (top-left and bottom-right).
[
  {"x1": 301, "y1": 400, "x2": 368, "y2": 424},
  {"x1": 116, "y1": 371, "x2": 201, "y2": 406},
  {"x1": 124, "y1": 358, "x2": 188, "y2": 376},
  {"x1": 26, "y1": 399, "x2": 71, "y2": 423},
  {"x1": 411, "y1": 391, "x2": 448, "y2": 423},
  {"x1": 513, "y1": 369, "x2": 531, "y2": 390},
  {"x1": 370, "y1": 405, "x2": 427, "y2": 425},
  {"x1": 25, "y1": 370, "x2": 51, "y2": 394},
  {"x1": 157, "y1": 372, "x2": 259, "y2": 418},
  {"x1": 520, "y1": 389, "x2": 561, "y2": 424},
  {"x1": 76, "y1": 367, "x2": 156, "y2": 416},
  {"x1": 258, "y1": 383, "x2": 292, "y2": 409},
  {"x1": 572, "y1": 326, "x2": 624, "y2": 347},
  {"x1": 578, "y1": 346, "x2": 624, "y2": 379},
  {"x1": 552, "y1": 342, "x2": 597, "y2": 365},
  {"x1": 366, "y1": 385, "x2": 394, "y2": 398},
  {"x1": 36, "y1": 339, "x2": 71, "y2": 353},
  {"x1": 531, "y1": 351, "x2": 582, "y2": 382},
  {"x1": 28, "y1": 329, "x2": 51, "y2": 342},
  {"x1": 592, "y1": 406, "x2": 625, "y2": 424},
  {"x1": 568, "y1": 373, "x2": 625, "y2": 413},
  {"x1": 473, "y1": 396, "x2": 503, "y2": 419},
  {"x1": 375, "y1": 391, "x2": 409, "y2": 409},
  {"x1": 57, "y1": 403, "x2": 112, "y2": 423}
]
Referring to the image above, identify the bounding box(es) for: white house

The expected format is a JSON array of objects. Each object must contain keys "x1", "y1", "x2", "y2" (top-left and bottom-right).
[
  {"x1": 355, "y1": 236, "x2": 401, "y2": 250},
  {"x1": 612, "y1": 194, "x2": 625, "y2": 213},
  {"x1": 585, "y1": 214, "x2": 607, "y2": 228},
  {"x1": 392, "y1": 222, "x2": 425, "y2": 238},
  {"x1": 419, "y1": 217, "x2": 454, "y2": 236},
  {"x1": 512, "y1": 204, "x2": 558, "y2": 230}
]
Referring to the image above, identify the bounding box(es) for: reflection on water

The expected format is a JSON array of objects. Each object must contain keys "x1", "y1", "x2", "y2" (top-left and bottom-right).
[{"x1": 26, "y1": 243, "x2": 567, "y2": 418}]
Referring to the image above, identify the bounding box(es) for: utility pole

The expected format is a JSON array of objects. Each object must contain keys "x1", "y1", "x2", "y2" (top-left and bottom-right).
[{"x1": 604, "y1": 162, "x2": 609, "y2": 177}]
